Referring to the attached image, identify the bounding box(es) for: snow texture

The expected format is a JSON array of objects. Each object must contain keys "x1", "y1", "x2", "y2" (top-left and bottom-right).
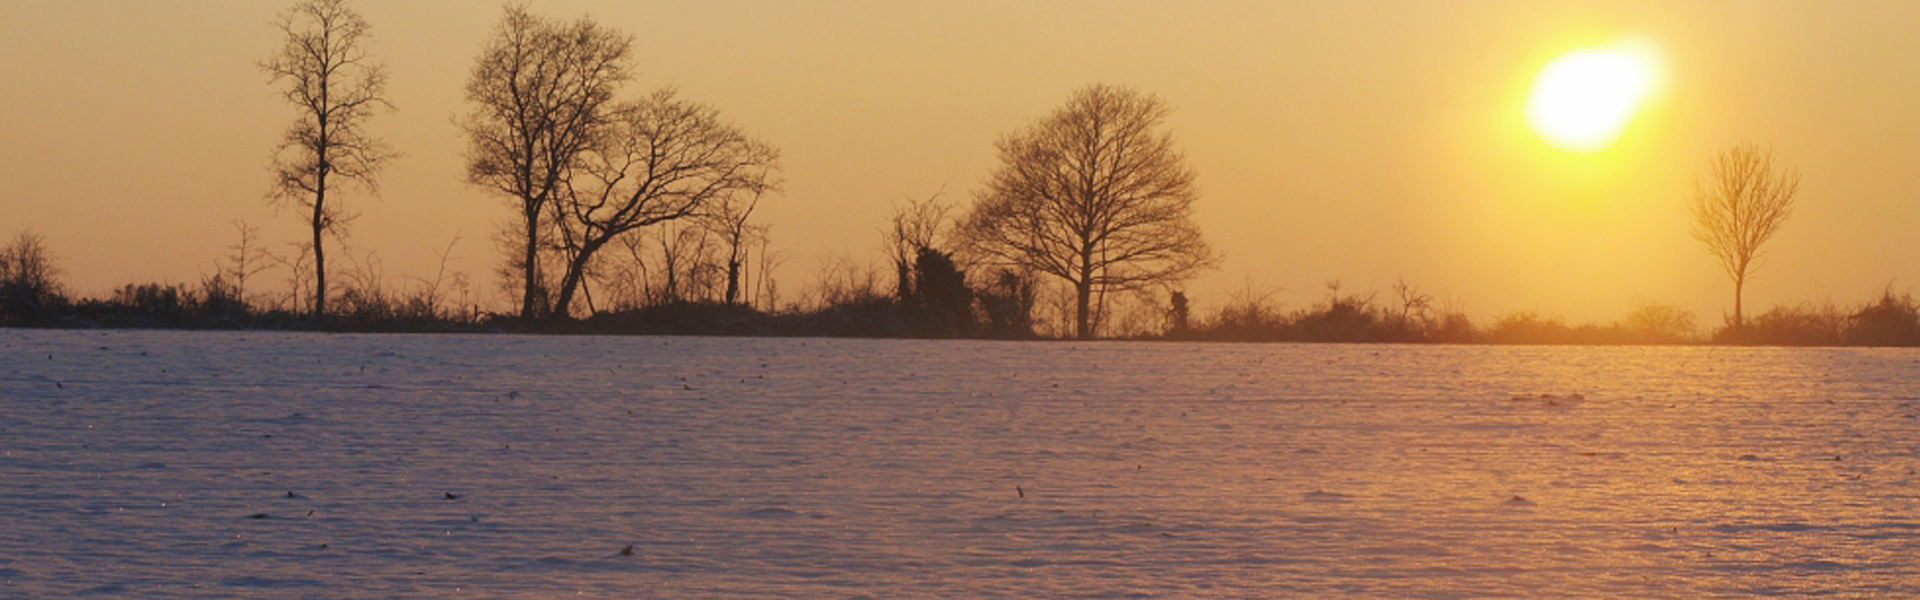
[{"x1": 4, "y1": 329, "x2": 1920, "y2": 597}]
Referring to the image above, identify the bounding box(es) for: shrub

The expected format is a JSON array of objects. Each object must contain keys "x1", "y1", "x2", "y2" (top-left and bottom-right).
[
  {"x1": 902, "y1": 247, "x2": 974, "y2": 337},
  {"x1": 1484, "y1": 311, "x2": 1578, "y2": 344},
  {"x1": 0, "y1": 232, "x2": 66, "y2": 324},
  {"x1": 1720, "y1": 302, "x2": 1847, "y2": 345},
  {"x1": 976, "y1": 268, "x2": 1036, "y2": 339},
  {"x1": 1845, "y1": 289, "x2": 1920, "y2": 346}
]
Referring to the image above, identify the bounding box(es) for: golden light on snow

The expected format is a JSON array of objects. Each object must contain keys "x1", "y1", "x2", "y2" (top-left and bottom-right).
[{"x1": 1525, "y1": 40, "x2": 1662, "y2": 152}]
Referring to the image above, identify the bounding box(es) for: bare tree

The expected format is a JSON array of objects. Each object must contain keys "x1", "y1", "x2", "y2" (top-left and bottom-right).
[
  {"x1": 1691, "y1": 142, "x2": 1800, "y2": 328},
  {"x1": 262, "y1": 0, "x2": 395, "y2": 317},
  {"x1": 806, "y1": 255, "x2": 888, "y2": 311},
  {"x1": 271, "y1": 241, "x2": 315, "y2": 312},
  {"x1": 753, "y1": 242, "x2": 786, "y2": 312},
  {"x1": 221, "y1": 220, "x2": 274, "y2": 306},
  {"x1": 405, "y1": 233, "x2": 468, "y2": 319},
  {"x1": 959, "y1": 84, "x2": 1216, "y2": 338},
  {"x1": 604, "y1": 231, "x2": 656, "y2": 309},
  {"x1": 547, "y1": 88, "x2": 778, "y2": 318},
  {"x1": 884, "y1": 191, "x2": 953, "y2": 300},
  {"x1": 705, "y1": 190, "x2": 769, "y2": 306},
  {"x1": 651, "y1": 222, "x2": 722, "y2": 305},
  {"x1": 1390, "y1": 277, "x2": 1433, "y2": 328},
  {"x1": 463, "y1": 6, "x2": 632, "y2": 320}
]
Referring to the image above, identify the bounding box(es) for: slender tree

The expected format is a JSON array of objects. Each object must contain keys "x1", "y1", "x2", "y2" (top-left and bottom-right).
[
  {"x1": 547, "y1": 88, "x2": 778, "y2": 318},
  {"x1": 263, "y1": 0, "x2": 394, "y2": 317},
  {"x1": 959, "y1": 84, "x2": 1216, "y2": 338},
  {"x1": 221, "y1": 220, "x2": 274, "y2": 308},
  {"x1": 652, "y1": 222, "x2": 719, "y2": 305},
  {"x1": 1691, "y1": 142, "x2": 1800, "y2": 329},
  {"x1": 462, "y1": 6, "x2": 632, "y2": 320},
  {"x1": 706, "y1": 190, "x2": 768, "y2": 306}
]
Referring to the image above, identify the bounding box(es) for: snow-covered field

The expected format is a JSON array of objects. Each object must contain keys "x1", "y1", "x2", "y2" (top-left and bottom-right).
[{"x1": 4, "y1": 329, "x2": 1919, "y2": 598}]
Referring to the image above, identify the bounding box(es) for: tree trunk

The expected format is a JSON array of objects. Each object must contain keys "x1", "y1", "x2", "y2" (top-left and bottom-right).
[
  {"x1": 1075, "y1": 245, "x2": 1096, "y2": 339},
  {"x1": 725, "y1": 259, "x2": 742, "y2": 306},
  {"x1": 1733, "y1": 276, "x2": 1745, "y2": 329},
  {"x1": 1072, "y1": 247, "x2": 1092, "y2": 339},
  {"x1": 895, "y1": 262, "x2": 912, "y2": 302},
  {"x1": 519, "y1": 207, "x2": 542, "y2": 320},
  {"x1": 551, "y1": 238, "x2": 606, "y2": 320},
  {"x1": 312, "y1": 175, "x2": 327, "y2": 317},
  {"x1": 1075, "y1": 280, "x2": 1093, "y2": 339}
]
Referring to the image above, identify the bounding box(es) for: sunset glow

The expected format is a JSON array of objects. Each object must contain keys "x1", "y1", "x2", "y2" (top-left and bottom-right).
[
  {"x1": 7, "y1": 2, "x2": 1920, "y2": 326},
  {"x1": 12, "y1": 3, "x2": 1920, "y2": 596},
  {"x1": 1525, "y1": 41, "x2": 1662, "y2": 152}
]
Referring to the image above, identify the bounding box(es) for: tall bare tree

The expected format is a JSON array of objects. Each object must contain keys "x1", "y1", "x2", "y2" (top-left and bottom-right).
[
  {"x1": 462, "y1": 6, "x2": 632, "y2": 320},
  {"x1": 1691, "y1": 142, "x2": 1800, "y2": 328},
  {"x1": 263, "y1": 0, "x2": 394, "y2": 317},
  {"x1": 959, "y1": 84, "x2": 1216, "y2": 338},
  {"x1": 547, "y1": 88, "x2": 778, "y2": 318}
]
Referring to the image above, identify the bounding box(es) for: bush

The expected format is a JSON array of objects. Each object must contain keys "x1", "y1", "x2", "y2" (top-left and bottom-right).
[
  {"x1": 1288, "y1": 288, "x2": 1388, "y2": 342},
  {"x1": 1717, "y1": 303, "x2": 1846, "y2": 346},
  {"x1": 1845, "y1": 290, "x2": 1920, "y2": 346},
  {"x1": 113, "y1": 283, "x2": 191, "y2": 315},
  {"x1": 198, "y1": 275, "x2": 250, "y2": 318},
  {"x1": 1615, "y1": 303, "x2": 1700, "y2": 344},
  {"x1": 902, "y1": 247, "x2": 974, "y2": 337},
  {"x1": 1484, "y1": 311, "x2": 1578, "y2": 344},
  {"x1": 0, "y1": 232, "x2": 67, "y2": 324},
  {"x1": 975, "y1": 269, "x2": 1036, "y2": 339}
]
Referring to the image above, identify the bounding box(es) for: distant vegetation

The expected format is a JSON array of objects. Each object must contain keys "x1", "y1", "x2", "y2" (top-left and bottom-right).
[{"x1": 10, "y1": 228, "x2": 1920, "y2": 346}]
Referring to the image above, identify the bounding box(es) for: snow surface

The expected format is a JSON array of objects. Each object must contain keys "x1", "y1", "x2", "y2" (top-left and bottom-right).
[{"x1": 3, "y1": 329, "x2": 1920, "y2": 597}]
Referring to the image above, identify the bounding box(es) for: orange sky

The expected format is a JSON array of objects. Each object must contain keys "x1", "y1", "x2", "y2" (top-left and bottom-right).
[{"x1": 5, "y1": 1, "x2": 1920, "y2": 324}]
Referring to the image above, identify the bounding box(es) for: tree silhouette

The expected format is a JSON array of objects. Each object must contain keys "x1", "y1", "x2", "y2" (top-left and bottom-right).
[
  {"x1": 220, "y1": 220, "x2": 273, "y2": 308},
  {"x1": 1168, "y1": 290, "x2": 1190, "y2": 334},
  {"x1": 885, "y1": 192, "x2": 953, "y2": 302},
  {"x1": 0, "y1": 232, "x2": 64, "y2": 324},
  {"x1": 462, "y1": 6, "x2": 632, "y2": 320},
  {"x1": 548, "y1": 88, "x2": 778, "y2": 318},
  {"x1": 903, "y1": 246, "x2": 974, "y2": 337},
  {"x1": 706, "y1": 190, "x2": 769, "y2": 306},
  {"x1": 976, "y1": 268, "x2": 1036, "y2": 338},
  {"x1": 960, "y1": 84, "x2": 1215, "y2": 338},
  {"x1": 1691, "y1": 142, "x2": 1799, "y2": 329},
  {"x1": 262, "y1": 0, "x2": 395, "y2": 317}
]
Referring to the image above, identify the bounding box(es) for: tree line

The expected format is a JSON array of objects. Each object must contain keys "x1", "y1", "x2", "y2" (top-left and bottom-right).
[
  {"x1": 249, "y1": 0, "x2": 1211, "y2": 338},
  {"x1": 4, "y1": 0, "x2": 1914, "y2": 345}
]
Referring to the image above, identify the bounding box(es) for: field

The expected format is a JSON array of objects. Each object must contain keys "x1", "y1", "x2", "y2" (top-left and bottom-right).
[{"x1": 4, "y1": 330, "x2": 1919, "y2": 597}]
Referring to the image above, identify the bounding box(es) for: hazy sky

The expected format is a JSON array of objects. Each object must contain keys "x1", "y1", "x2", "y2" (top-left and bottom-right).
[{"x1": 5, "y1": 1, "x2": 1919, "y2": 323}]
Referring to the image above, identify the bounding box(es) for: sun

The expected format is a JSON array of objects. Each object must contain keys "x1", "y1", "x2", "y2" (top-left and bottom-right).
[{"x1": 1526, "y1": 40, "x2": 1662, "y2": 152}]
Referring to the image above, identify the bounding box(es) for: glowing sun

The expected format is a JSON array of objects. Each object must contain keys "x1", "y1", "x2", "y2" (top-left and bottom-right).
[{"x1": 1526, "y1": 41, "x2": 1661, "y2": 151}]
